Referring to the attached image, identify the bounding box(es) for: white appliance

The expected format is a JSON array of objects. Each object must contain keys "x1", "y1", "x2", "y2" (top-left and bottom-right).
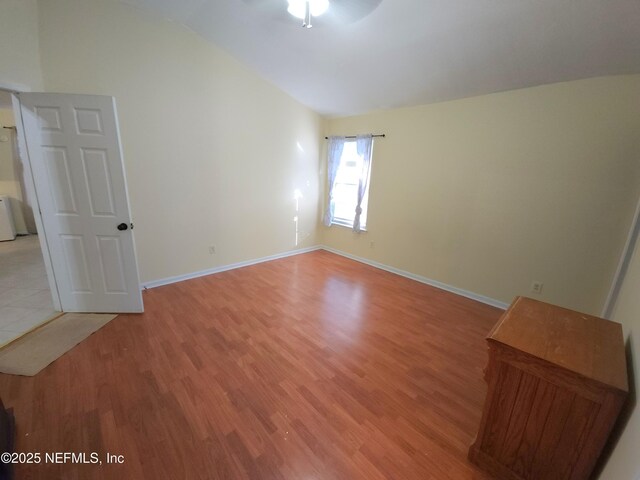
[{"x1": 0, "y1": 195, "x2": 16, "y2": 241}]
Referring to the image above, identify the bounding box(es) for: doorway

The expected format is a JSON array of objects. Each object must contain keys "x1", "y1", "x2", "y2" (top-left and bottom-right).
[
  {"x1": 0, "y1": 90, "x2": 58, "y2": 346},
  {"x1": 4, "y1": 88, "x2": 144, "y2": 314}
]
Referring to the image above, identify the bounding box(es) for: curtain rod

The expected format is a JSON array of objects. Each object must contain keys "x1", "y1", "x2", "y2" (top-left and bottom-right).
[{"x1": 324, "y1": 134, "x2": 385, "y2": 139}]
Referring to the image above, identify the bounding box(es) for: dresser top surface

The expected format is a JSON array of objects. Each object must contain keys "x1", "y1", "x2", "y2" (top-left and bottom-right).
[{"x1": 488, "y1": 296, "x2": 628, "y2": 392}]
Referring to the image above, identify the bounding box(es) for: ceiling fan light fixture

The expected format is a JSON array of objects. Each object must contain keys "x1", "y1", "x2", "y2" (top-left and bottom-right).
[
  {"x1": 287, "y1": 0, "x2": 329, "y2": 26},
  {"x1": 287, "y1": 0, "x2": 306, "y2": 19},
  {"x1": 309, "y1": 0, "x2": 329, "y2": 17}
]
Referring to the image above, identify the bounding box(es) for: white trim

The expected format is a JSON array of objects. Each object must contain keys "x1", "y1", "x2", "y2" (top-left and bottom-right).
[
  {"x1": 141, "y1": 246, "x2": 323, "y2": 289},
  {"x1": 601, "y1": 192, "x2": 640, "y2": 319},
  {"x1": 329, "y1": 220, "x2": 368, "y2": 232},
  {"x1": 321, "y1": 245, "x2": 509, "y2": 310},
  {"x1": 140, "y1": 243, "x2": 508, "y2": 310},
  {"x1": 0, "y1": 82, "x2": 31, "y2": 93}
]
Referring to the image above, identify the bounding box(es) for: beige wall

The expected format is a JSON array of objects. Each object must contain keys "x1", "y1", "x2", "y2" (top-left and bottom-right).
[
  {"x1": 599, "y1": 233, "x2": 640, "y2": 479},
  {"x1": 36, "y1": 0, "x2": 322, "y2": 283},
  {"x1": 323, "y1": 76, "x2": 640, "y2": 315},
  {"x1": 0, "y1": 0, "x2": 42, "y2": 234},
  {"x1": 0, "y1": 0, "x2": 43, "y2": 90}
]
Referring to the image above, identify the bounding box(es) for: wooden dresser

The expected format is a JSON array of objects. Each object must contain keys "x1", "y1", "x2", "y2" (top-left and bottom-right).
[{"x1": 469, "y1": 297, "x2": 628, "y2": 480}]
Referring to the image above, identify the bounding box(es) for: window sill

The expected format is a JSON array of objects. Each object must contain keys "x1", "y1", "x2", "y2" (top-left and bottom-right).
[{"x1": 329, "y1": 220, "x2": 367, "y2": 232}]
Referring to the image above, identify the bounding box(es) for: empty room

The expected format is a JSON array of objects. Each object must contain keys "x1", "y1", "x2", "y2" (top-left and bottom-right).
[{"x1": 0, "y1": 0, "x2": 639, "y2": 479}]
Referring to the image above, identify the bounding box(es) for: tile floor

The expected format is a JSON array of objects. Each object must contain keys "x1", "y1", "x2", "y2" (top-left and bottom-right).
[{"x1": 0, "y1": 235, "x2": 58, "y2": 347}]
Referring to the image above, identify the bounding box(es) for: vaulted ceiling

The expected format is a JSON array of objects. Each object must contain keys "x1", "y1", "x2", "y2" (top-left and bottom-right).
[{"x1": 122, "y1": 0, "x2": 640, "y2": 117}]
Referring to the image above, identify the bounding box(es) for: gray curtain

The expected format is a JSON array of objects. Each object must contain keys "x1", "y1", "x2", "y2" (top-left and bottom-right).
[
  {"x1": 323, "y1": 136, "x2": 345, "y2": 226},
  {"x1": 353, "y1": 134, "x2": 373, "y2": 232}
]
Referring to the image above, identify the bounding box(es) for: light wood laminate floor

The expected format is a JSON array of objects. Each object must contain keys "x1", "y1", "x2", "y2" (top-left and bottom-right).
[{"x1": 0, "y1": 250, "x2": 501, "y2": 479}]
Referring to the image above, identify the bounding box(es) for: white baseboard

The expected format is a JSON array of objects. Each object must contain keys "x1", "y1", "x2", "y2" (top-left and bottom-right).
[
  {"x1": 320, "y1": 245, "x2": 509, "y2": 310},
  {"x1": 141, "y1": 246, "x2": 322, "y2": 289},
  {"x1": 140, "y1": 244, "x2": 508, "y2": 310}
]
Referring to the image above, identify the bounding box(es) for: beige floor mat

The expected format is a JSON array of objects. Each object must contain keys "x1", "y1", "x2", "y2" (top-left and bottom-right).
[{"x1": 0, "y1": 313, "x2": 117, "y2": 376}]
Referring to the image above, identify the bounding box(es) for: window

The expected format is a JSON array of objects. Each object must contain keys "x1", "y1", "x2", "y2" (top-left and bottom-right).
[{"x1": 325, "y1": 135, "x2": 374, "y2": 232}]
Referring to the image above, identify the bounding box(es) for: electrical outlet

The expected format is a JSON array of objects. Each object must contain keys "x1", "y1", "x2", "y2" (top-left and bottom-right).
[
  {"x1": 531, "y1": 281, "x2": 543, "y2": 294},
  {"x1": 208, "y1": 246, "x2": 216, "y2": 255}
]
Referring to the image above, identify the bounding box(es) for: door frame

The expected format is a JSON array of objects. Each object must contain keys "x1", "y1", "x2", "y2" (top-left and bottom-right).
[
  {"x1": 601, "y1": 193, "x2": 640, "y2": 319},
  {"x1": 0, "y1": 81, "x2": 62, "y2": 311}
]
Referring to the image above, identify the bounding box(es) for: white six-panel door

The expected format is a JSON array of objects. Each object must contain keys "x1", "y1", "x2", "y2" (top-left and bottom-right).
[{"x1": 19, "y1": 93, "x2": 143, "y2": 313}]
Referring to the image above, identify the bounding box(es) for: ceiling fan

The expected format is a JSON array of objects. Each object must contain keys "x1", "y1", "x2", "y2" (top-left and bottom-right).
[{"x1": 241, "y1": 0, "x2": 383, "y2": 28}]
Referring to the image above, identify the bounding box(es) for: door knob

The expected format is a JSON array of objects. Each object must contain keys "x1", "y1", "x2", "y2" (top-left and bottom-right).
[{"x1": 117, "y1": 223, "x2": 129, "y2": 231}]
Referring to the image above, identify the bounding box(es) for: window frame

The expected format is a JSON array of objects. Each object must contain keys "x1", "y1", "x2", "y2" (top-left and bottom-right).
[{"x1": 329, "y1": 139, "x2": 373, "y2": 231}]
